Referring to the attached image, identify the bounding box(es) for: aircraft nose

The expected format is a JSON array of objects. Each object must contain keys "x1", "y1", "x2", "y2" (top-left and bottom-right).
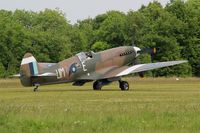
[{"x1": 133, "y1": 46, "x2": 141, "y2": 57}]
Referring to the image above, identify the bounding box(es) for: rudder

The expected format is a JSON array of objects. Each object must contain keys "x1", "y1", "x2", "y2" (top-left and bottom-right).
[{"x1": 20, "y1": 53, "x2": 39, "y2": 87}]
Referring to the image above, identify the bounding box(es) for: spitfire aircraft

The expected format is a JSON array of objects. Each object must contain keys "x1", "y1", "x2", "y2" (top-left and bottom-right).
[{"x1": 18, "y1": 46, "x2": 187, "y2": 91}]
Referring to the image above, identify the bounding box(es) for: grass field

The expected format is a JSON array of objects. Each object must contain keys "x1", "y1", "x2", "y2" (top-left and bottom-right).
[{"x1": 0, "y1": 78, "x2": 200, "y2": 133}]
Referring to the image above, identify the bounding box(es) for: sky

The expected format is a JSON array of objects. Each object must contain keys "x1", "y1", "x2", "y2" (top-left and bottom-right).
[{"x1": 0, "y1": 0, "x2": 170, "y2": 24}]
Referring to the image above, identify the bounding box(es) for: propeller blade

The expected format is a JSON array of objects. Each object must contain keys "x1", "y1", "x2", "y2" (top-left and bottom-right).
[
  {"x1": 138, "y1": 48, "x2": 156, "y2": 55},
  {"x1": 137, "y1": 47, "x2": 157, "y2": 62},
  {"x1": 138, "y1": 71, "x2": 145, "y2": 78},
  {"x1": 133, "y1": 59, "x2": 145, "y2": 78},
  {"x1": 133, "y1": 46, "x2": 157, "y2": 77}
]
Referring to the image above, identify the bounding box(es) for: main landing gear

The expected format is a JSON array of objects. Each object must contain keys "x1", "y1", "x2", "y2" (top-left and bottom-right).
[
  {"x1": 119, "y1": 80, "x2": 129, "y2": 91},
  {"x1": 93, "y1": 79, "x2": 129, "y2": 91},
  {"x1": 93, "y1": 80, "x2": 108, "y2": 90}
]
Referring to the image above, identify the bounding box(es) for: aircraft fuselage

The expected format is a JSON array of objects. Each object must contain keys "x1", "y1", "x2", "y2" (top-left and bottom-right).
[{"x1": 30, "y1": 46, "x2": 136, "y2": 86}]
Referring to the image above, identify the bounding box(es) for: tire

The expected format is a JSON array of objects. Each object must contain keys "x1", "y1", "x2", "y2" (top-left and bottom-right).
[
  {"x1": 119, "y1": 81, "x2": 129, "y2": 91},
  {"x1": 93, "y1": 81, "x2": 102, "y2": 90}
]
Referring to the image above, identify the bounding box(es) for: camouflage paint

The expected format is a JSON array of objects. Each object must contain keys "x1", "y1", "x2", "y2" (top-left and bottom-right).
[{"x1": 20, "y1": 46, "x2": 136, "y2": 87}]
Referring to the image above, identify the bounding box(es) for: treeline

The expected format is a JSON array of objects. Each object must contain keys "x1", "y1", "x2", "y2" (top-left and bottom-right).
[{"x1": 0, "y1": 0, "x2": 199, "y2": 77}]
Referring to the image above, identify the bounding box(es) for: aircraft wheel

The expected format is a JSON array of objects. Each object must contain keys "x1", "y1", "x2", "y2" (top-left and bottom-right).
[
  {"x1": 119, "y1": 81, "x2": 129, "y2": 91},
  {"x1": 93, "y1": 81, "x2": 102, "y2": 90},
  {"x1": 33, "y1": 88, "x2": 37, "y2": 92}
]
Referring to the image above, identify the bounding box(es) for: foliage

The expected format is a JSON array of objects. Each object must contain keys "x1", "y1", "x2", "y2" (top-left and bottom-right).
[
  {"x1": 91, "y1": 41, "x2": 110, "y2": 52},
  {"x1": 0, "y1": 0, "x2": 200, "y2": 77}
]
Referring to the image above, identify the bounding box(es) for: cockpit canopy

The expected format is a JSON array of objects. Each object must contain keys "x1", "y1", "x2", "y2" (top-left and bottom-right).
[{"x1": 76, "y1": 51, "x2": 94, "y2": 62}]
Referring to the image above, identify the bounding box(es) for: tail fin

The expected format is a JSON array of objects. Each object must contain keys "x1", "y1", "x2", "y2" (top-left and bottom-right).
[{"x1": 20, "y1": 53, "x2": 39, "y2": 86}]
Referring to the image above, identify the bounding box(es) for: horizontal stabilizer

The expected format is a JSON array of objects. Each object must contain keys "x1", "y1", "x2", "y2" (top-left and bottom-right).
[
  {"x1": 13, "y1": 72, "x2": 57, "y2": 78},
  {"x1": 32, "y1": 72, "x2": 57, "y2": 77},
  {"x1": 13, "y1": 74, "x2": 20, "y2": 77}
]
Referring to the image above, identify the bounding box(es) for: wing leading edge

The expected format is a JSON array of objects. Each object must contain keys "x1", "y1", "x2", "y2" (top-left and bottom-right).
[{"x1": 116, "y1": 60, "x2": 188, "y2": 77}]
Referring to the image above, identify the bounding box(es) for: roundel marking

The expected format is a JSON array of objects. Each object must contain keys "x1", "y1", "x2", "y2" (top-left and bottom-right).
[{"x1": 69, "y1": 63, "x2": 77, "y2": 74}]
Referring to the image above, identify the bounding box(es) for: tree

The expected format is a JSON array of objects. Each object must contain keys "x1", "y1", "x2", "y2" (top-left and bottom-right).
[
  {"x1": 70, "y1": 18, "x2": 95, "y2": 54},
  {"x1": 94, "y1": 11, "x2": 127, "y2": 47},
  {"x1": 127, "y1": 1, "x2": 191, "y2": 76},
  {"x1": 0, "y1": 63, "x2": 5, "y2": 77},
  {"x1": 91, "y1": 41, "x2": 110, "y2": 52},
  {"x1": 32, "y1": 9, "x2": 72, "y2": 62},
  {"x1": 0, "y1": 9, "x2": 73, "y2": 77},
  {"x1": 0, "y1": 2, "x2": 199, "y2": 77}
]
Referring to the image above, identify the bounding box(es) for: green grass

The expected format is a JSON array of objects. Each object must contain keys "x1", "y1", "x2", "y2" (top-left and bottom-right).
[{"x1": 0, "y1": 78, "x2": 200, "y2": 133}]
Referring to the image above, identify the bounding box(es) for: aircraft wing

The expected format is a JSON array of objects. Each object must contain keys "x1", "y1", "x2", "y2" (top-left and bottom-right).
[
  {"x1": 115, "y1": 60, "x2": 187, "y2": 77},
  {"x1": 77, "y1": 60, "x2": 187, "y2": 80}
]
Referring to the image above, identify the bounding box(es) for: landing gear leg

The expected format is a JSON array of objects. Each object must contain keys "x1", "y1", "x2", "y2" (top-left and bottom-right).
[
  {"x1": 119, "y1": 80, "x2": 129, "y2": 91},
  {"x1": 93, "y1": 81, "x2": 102, "y2": 90}
]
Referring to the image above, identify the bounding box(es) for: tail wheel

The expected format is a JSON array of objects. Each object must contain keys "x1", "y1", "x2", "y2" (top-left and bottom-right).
[
  {"x1": 33, "y1": 86, "x2": 38, "y2": 92},
  {"x1": 119, "y1": 81, "x2": 129, "y2": 91},
  {"x1": 93, "y1": 81, "x2": 102, "y2": 90},
  {"x1": 33, "y1": 84, "x2": 40, "y2": 92}
]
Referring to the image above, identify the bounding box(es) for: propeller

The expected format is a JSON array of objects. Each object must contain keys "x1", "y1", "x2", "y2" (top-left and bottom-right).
[
  {"x1": 137, "y1": 48, "x2": 157, "y2": 62},
  {"x1": 133, "y1": 59, "x2": 145, "y2": 78},
  {"x1": 133, "y1": 47, "x2": 157, "y2": 78}
]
